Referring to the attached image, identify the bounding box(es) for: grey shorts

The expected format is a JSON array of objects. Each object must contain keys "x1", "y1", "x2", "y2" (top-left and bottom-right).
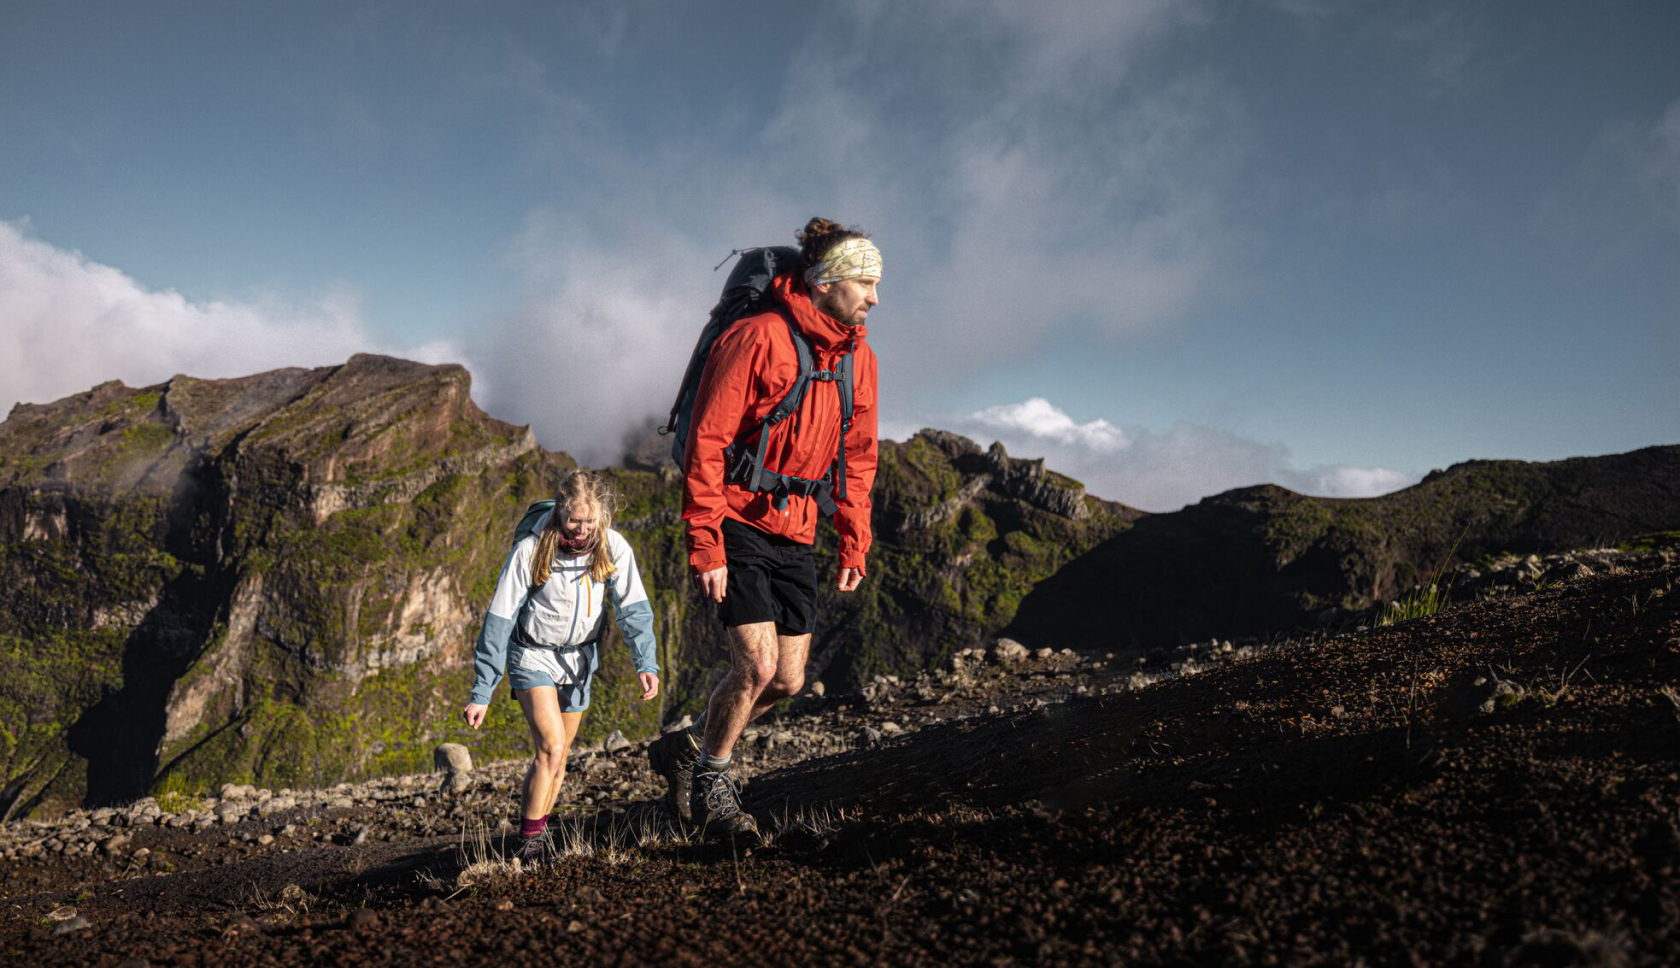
[{"x1": 507, "y1": 642, "x2": 598, "y2": 712}]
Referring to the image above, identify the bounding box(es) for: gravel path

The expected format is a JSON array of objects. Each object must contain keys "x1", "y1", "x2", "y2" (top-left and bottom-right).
[{"x1": 3, "y1": 549, "x2": 1676, "y2": 966}]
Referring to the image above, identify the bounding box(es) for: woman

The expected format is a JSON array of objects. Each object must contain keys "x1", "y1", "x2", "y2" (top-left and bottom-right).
[{"x1": 462, "y1": 469, "x2": 660, "y2": 861}]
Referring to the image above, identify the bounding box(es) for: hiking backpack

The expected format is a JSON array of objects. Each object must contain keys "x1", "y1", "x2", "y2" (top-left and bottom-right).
[
  {"x1": 659, "y1": 247, "x2": 856, "y2": 516},
  {"x1": 513, "y1": 500, "x2": 555, "y2": 547}
]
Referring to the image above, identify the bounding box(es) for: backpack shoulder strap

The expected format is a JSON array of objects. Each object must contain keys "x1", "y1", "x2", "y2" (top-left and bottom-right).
[
  {"x1": 761, "y1": 307, "x2": 816, "y2": 427},
  {"x1": 837, "y1": 351, "x2": 854, "y2": 432}
]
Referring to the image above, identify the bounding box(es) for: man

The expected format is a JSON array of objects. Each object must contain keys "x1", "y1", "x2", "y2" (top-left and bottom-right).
[{"x1": 648, "y1": 217, "x2": 881, "y2": 837}]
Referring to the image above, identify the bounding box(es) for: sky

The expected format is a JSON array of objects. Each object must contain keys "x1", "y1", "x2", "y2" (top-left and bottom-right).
[{"x1": 2, "y1": 1, "x2": 1676, "y2": 511}]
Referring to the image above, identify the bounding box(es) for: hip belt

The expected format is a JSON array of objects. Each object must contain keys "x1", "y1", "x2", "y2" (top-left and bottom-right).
[{"x1": 511, "y1": 623, "x2": 599, "y2": 654}]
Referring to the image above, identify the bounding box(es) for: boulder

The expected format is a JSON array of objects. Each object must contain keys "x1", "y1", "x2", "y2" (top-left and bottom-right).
[
  {"x1": 604, "y1": 730, "x2": 633, "y2": 753},
  {"x1": 433, "y1": 743, "x2": 473, "y2": 773},
  {"x1": 993, "y1": 638, "x2": 1030, "y2": 665}
]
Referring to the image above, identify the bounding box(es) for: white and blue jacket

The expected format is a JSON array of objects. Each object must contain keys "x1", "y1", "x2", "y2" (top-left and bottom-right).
[{"x1": 469, "y1": 518, "x2": 659, "y2": 705}]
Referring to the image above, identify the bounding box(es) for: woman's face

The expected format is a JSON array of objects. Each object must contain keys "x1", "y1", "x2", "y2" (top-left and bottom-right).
[{"x1": 561, "y1": 500, "x2": 600, "y2": 541}]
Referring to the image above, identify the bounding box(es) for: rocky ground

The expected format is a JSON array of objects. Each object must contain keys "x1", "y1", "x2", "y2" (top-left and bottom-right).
[{"x1": 3, "y1": 545, "x2": 1678, "y2": 966}]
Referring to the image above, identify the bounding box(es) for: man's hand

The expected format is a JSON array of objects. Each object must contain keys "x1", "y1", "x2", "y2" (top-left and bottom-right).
[
  {"x1": 639, "y1": 672, "x2": 660, "y2": 701},
  {"x1": 462, "y1": 702, "x2": 487, "y2": 729},
  {"x1": 837, "y1": 566, "x2": 864, "y2": 593},
  {"x1": 699, "y1": 565, "x2": 728, "y2": 603}
]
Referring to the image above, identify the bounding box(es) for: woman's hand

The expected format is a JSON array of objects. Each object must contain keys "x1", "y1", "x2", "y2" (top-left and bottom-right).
[
  {"x1": 462, "y1": 702, "x2": 488, "y2": 729},
  {"x1": 638, "y1": 672, "x2": 660, "y2": 701}
]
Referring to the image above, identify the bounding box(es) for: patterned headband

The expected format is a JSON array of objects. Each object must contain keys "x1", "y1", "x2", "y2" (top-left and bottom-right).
[{"x1": 804, "y1": 237, "x2": 883, "y2": 287}]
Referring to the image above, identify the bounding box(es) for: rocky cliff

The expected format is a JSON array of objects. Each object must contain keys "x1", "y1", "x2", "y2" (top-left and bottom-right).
[{"x1": 0, "y1": 357, "x2": 1130, "y2": 817}]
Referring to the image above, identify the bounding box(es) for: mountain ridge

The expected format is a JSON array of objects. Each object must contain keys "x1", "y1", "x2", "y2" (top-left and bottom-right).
[{"x1": 2, "y1": 355, "x2": 1675, "y2": 818}]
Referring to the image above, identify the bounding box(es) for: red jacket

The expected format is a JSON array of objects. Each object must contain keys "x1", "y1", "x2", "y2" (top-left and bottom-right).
[{"x1": 682, "y1": 274, "x2": 879, "y2": 576}]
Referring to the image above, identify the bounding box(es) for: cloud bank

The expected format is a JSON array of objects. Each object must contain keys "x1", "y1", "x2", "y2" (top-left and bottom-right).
[
  {"x1": 443, "y1": 0, "x2": 1239, "y2": 462},
  {"x1": 0, "y1": 220, "x2": 460, "y2": 414},
  {"x1": 952, "y1": 397, "x2": 1415, "y2": 511}
]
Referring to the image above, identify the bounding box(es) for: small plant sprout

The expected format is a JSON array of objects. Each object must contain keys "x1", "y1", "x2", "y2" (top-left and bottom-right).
[{"x1": 1382, "y1": 526, "x2": 1470, "y2": 627}]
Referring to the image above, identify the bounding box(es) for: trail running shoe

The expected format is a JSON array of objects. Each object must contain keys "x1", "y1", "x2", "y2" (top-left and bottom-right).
[
  {"x1": 648, "y1": 729, "x2": 702, "y2": 823},
  {"x1": 691, "y1": 766, "x2": 758, "y2": 839}
]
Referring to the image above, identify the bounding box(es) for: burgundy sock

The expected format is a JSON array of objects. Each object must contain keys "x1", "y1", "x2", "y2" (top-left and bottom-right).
[{"x1": 520, "y1": 817, "x2": 548, "y2": 839}]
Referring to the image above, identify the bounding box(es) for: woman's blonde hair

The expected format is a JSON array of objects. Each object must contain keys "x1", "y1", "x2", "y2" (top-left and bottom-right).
[{"x1": 532, "y1": 470, "x2": 619, "y2": 586}]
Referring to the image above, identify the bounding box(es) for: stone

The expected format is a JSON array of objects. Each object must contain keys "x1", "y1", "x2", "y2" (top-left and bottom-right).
[
  {"x1": 604, "y1": 730, "x2": 632, "y2": 753},
  {"x1": 348, "y1": 909, "x2": 381, "y2": 933},
  {"x1": 256, "y1": 796, "x2": 296, "y2": 817},
  {"x1": 661, "y1": 715, "x2": 694, "y2": 734},
  {"x1": 809, "y1": 680, "x2": 826, "y2": 697},
  {"x1": 100, "y1": 834, "x2": 129, "y2": 854},
  {"x1": 880, "y1": 721, "x2": 904, "y2": 737},
  {"x1": 53, "y1": 914, "x2": 92, "y2": 936},
  {"x1": 222, "y1": 913, "x2": 262, "y2": 937},
  {"x1": 443, "y1": 773, "x2": 473, "y2": 796},
  {"x1": 993, "y1": 639, "x2": 1029, "y2": 665},
  {"x1": 856, "y1": 726, "x2": 884, "y2": 745}
]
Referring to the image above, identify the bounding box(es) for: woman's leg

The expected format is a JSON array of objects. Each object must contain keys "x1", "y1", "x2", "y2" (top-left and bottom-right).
[
  {"x1": 516, "y1": 686, "x2": 567, "y2": 821},
  {"x1": 516, "y1": 687, "x2": 588, "y2": 821}
]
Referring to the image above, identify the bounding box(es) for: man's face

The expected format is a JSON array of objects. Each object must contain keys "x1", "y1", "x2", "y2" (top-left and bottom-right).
[{"x1": 814, "y1": 276, "x2": 879, "y2": 327}]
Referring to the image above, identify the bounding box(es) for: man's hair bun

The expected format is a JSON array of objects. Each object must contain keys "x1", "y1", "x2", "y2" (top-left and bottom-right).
[{"x1": 797, "y1": 217, "x2": 869, "y2": 274}]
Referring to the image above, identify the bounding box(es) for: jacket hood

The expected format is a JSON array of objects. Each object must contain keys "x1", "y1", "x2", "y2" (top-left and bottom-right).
[{"x1": 772, "y1": 274, "x2": 867, "y2": 353}]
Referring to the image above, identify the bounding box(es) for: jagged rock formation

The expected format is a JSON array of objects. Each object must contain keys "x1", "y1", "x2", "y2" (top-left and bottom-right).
[
  {"x1": 0, "y1": 357, "x2": 581, "y2": 818},
  {"x1": 0, "y1": 358, "x2": 1129, "y2": 817}
]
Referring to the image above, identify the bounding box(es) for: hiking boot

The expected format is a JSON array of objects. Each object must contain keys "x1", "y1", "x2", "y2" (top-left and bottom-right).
[
  {"x1": 691, "y1": 766, "x2": 758, "y2": 839},
  {"x1": 648, "y1": 729, "x2": 702, "y2": 823},
  {"x1": 514, "y1": 830, "x2": 551, "y2": 867}
]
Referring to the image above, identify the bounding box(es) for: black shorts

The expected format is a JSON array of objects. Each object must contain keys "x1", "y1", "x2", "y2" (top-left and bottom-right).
[{"x1": 718, "y1": 518, "x2": 818, "y2": 634}]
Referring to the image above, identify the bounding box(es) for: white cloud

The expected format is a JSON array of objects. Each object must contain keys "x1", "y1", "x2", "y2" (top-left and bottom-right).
[
  {"x1": 461, "y1": 211, "x2": 714, "y2": 464},
  {"x1": 452, "y1": 1, "x2": 1239, "y2": 461},
  {"x1": 970, "y1": 398, "x2": 1127, "y2": 451},
  {"x1": 955, "y1": 397, "x2": 1414, "y2": 511},
  {"x1": 0, "y1": 220, "x2": 462, "y2": 415}
]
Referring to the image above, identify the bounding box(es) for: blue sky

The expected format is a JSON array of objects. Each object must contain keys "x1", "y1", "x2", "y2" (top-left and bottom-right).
[{"x1": 2, "y1": 1, "x2": 1676, "y2": 510}]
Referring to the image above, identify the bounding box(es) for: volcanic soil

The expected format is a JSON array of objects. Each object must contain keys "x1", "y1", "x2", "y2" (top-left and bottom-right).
[{"x1": 4, "y1": 550, "x2": 1679, "y2": 967}]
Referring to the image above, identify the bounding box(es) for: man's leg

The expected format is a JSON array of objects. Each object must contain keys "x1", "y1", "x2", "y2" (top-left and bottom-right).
[
  {"x1": 686, "y1": 621, "x2": 786, "y2": 837},
  {"x1": 651, "y1": 627, "x2": 805, "y2": 824},
  {"x1": 748, "y1": 631, "x2": 811, "y2": 720},
  {"x1": 700, "y1": 621, "x2": 780, "y2": 761}
]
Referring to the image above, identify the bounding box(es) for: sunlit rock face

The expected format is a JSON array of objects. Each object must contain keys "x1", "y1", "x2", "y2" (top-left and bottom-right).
[{"x1": 0, "y1": 356, "x2": 1133, "y2": 818}]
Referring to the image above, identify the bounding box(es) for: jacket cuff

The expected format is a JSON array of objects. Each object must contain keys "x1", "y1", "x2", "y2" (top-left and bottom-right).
[
  {"x1": 839, "y1": 549, "x2": 868, "y2": 575},
  {"x1": 690, "y1": 549, "x2": 727, "y2": 575}
]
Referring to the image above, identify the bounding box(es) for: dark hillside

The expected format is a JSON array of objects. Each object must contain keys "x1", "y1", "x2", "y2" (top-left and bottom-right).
[{"x1": 1009, "y1": 444, "x2": 1680, "y2": 652}]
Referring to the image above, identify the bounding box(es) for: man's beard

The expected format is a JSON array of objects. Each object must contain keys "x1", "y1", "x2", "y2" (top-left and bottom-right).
[{"x1": 815, "y1": 291, "x2": 864, "y2": 326}]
